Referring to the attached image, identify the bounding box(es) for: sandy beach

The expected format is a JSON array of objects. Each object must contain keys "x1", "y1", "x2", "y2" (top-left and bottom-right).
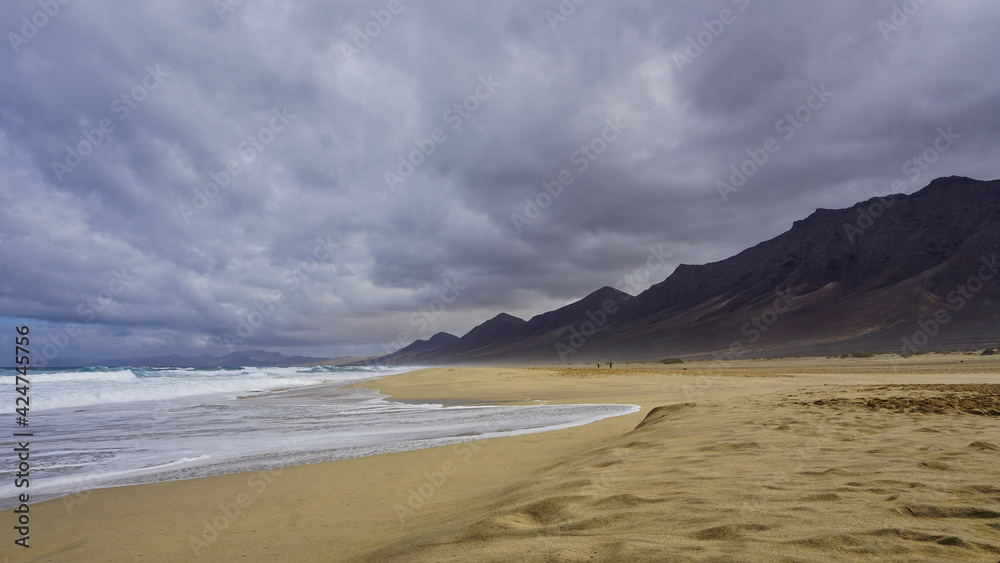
[{"x1": 5, "y1": 355, "x2": 1000, "y2": 562}]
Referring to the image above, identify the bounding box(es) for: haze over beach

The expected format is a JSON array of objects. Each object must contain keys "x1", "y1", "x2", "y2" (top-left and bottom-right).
[{"x1": 1, "y1": 1, "x2": 1000, "y2": 561}]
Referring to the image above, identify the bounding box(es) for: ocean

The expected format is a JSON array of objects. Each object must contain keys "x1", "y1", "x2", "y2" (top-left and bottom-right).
[{"x1": 0, "y1": 366, "x2": 637, "y2": 509}]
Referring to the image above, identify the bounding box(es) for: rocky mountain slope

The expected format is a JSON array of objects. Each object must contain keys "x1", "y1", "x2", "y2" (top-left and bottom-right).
[{"x1": 374, "y1": 176, "x2": 1000, "y2": 364}]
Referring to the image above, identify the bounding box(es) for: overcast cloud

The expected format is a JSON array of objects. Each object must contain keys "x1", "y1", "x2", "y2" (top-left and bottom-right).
[{"x1": 1, "y1": 0, "x2": 998, "y2": 363}]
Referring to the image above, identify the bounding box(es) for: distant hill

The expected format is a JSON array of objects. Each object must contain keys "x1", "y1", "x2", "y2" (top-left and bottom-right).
[
  {"x1": 371, "y1": 286, "x2": 634, "y2": 365},
  {"x1": 369, "y1": 176, "x2": 1000, "y2": 365},
  {"x1": 44, "y1": 349, "x2": 331, "y2": 368}
]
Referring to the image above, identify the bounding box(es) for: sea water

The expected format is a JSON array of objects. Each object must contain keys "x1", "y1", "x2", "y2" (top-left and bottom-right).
[{"x1": 0, "y1": 366, "x2": 637, "y2": 508}]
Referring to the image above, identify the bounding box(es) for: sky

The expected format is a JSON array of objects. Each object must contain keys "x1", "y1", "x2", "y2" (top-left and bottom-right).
[{"x1": 1, "y1": 0, "x2": 998, "y2": 364}]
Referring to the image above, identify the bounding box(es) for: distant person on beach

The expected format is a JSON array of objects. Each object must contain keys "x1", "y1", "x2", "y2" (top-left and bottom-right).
[{"x1": 609, "y1": 362, "x2": 613, "y2": 368}]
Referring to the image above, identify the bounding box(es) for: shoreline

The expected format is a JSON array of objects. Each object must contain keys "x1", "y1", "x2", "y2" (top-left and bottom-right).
[
  {"x1": 2, "y1": 369, "x2": 635, "y2": 512},
  {"x1": 7, "y1": 371, "x2": 649, "y2": 561},
  {"x1": 4, "y1": 355, "x2": 998, "y2": 561}
]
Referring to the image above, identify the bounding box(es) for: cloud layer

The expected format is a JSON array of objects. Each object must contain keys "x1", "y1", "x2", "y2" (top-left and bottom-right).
[{"x1": 1, "y1": 0, "x2": 998, "y2": 362}]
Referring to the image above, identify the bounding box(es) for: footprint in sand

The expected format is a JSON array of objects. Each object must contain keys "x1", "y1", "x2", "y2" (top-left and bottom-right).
[
  {"x1": 689, "y1": 523, "x2": 770, "y2": 541},
  {"x1": 957, "y1": 484, "x2": 1000, "y2": 494},
  {"x1": 969, "y1": 441, "x2": 1000, "y2": 451},
  {"x1": 590, "y1": 493, "x2": 664, "y2": 508},
  {"x1": 895, "y1": 505, "x2": 1000, "y2": 519},
  {"x1": 919, "y1": 461, "x2": 952, "y2": 470},
  {"x1": 869, "y1": 528, "x2": 976, "y2": 549},
  {"x1": 801, "y1": 493, "x2": 840, "y2": 501},
  {"x1": 698, "y1": 441, "x2": 760, "y2": 452}
]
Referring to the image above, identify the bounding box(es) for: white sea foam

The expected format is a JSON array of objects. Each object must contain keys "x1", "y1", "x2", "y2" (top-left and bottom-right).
[
  {"x1": 0, "y1": 365, "x2": 638, "y2": 509},
  {"x1": 1, "y1": 365, "x2": 400, "y2": 411}
]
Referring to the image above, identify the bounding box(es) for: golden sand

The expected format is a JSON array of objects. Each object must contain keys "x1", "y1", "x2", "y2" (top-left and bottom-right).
[{"x1": 4, "y1": 354, "x2": 999, "y2": 562}]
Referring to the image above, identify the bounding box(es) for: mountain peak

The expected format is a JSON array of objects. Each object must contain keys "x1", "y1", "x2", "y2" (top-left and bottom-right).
[
  {"x1": 592, "y1": 285, "x2": 633, "y2": 299},
  {"x1": 427, "y1": 332, "x2": 459, "y2": 344},
  {"x1": 489, "y1": 312, "x2": 527, "y2": 324},
  {"x1": 391, "y1": 332, "x2": 460, "y2": 358},
  {"x1": 919, "y1": 175, "x2": 977, "y2": 192}
]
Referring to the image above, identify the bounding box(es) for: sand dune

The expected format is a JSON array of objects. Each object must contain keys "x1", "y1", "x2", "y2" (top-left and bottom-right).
[{"x1": 357, "y1": 361, "x2": 1000, "y2": 561}]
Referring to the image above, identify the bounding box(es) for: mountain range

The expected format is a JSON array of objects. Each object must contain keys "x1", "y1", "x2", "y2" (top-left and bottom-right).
[
  {"x1": 372, "y1": 176, "x2": 1000, "y2": 365},
  {"x1": 41, "y1": 349, "x2": 331, "y2": 369}
]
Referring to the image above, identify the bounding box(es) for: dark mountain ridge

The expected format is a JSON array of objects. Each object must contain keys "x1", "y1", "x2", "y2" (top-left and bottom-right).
[{"x1": 374, "y1": 176, "x2": 1000, "y2": 365}]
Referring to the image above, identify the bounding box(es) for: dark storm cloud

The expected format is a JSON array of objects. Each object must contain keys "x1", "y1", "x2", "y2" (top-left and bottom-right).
[{"x1": 1, "y1": 0, "x2": 998, "y2": 362}]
